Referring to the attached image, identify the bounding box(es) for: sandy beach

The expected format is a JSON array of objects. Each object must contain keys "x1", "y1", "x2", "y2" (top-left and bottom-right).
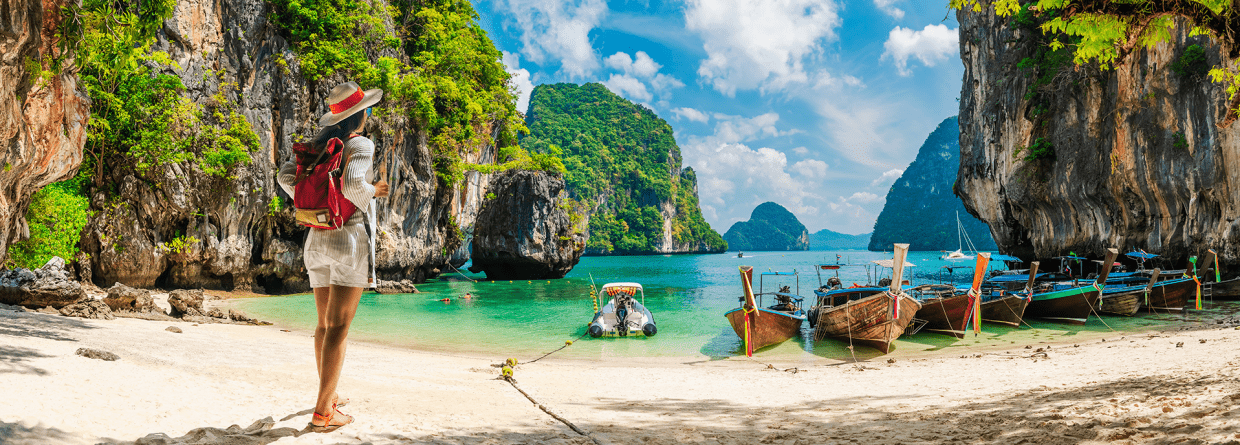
[{"x1": 3, "y1": 297, "x2": 1240, "y2": 445}]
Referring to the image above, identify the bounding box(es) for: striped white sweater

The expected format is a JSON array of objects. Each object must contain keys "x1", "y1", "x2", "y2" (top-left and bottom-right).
[{"x1": 277, "y1": 136, "x2": 377, "y2": 284}]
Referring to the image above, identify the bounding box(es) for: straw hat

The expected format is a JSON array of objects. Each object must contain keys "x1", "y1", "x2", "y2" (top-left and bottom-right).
[{"x1": 319, "y1": 81, "x2": 383, "y2": 127}]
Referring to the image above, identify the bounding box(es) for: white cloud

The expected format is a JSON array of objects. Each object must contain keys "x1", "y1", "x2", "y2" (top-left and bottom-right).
[
  {"x1": 601, "y1": 74, "x2": 652, "y2": 102},
  {"x1": 684, "y1": 0, "x2": 841, "y2": 96},
  {"x1": 873, "y1": 0, "x2": 905, "y2": 20},
  {"x1": 871, "y1": 168, "x2": 904, "y2": 186},
  {"x1": 682, "y1": 112, "x2": 823, "y2": 230},
  {"x1": 672, "y1": 107, "x2": 710, "y2": 123},
  {"x1": 601, "y1": 51, "x2": 685, "y2": 103},
  {"x1": 791, "y1": 159, "x2": 828, "y2": 178},
  {"x1": 882, "y1": 24, "x2": 960, "y2": 76},
  {"x1": 848, "y1": 191, "x2": 881, "y2": 203},
  {"x1": 605, "y1": 51, "x2": 660, "y2": 78},
  {"x1": 710, "y1": 112, "x2": 797, "y2": 143},
  {"x1": 501, "y1": 51, "x2": 535, "y2": 113},
  {"x1": 812, "y1": 70, "x2": 865, "y2": 90},
  {"x1": 495, "y1": 0, "x2": 608, "y2": 78},
  {"x1": 791, "y1": 146, "x2": 810, "y2": 155}
]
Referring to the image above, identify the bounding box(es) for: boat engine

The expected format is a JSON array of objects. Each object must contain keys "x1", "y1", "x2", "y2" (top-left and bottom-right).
[
  {"x1": 827, "y1": 277, "x2": 842, "y2": 289},
  {"x1": 615, "y1": 293, "x2": 634, "y2": 337}
]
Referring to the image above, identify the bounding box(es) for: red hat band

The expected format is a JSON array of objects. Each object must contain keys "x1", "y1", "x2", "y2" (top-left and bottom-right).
[{"x1": 329, "y1": 88, "x2": 365, "y2": 114}]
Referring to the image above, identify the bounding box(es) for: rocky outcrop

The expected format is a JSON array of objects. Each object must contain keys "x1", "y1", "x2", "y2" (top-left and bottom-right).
[
  {"x1": 0, "y1": 262, "x2": 86, "y2": 309},
  {"x1": 957, "y1": 6, "x2": 1240, "y2": 267},
  {"x1": 167, "y1": 289, "x2": 206, "y2": 318},
  {"x1": 469, "y1": 170, "x2": 586, "y2": 280},
  {"x1": 723, "y1": 202, "x2": 810, "y2": 251},
  {"x1": 0, "y1": 0, "x2": 91, "y2": 265},
  {"x1": 59, "y1": 297, "x2": 115, "y2": 320},
  {"x1": 102, "y1": 283, "x2": 160, "y2": 313},
  {"x1": 74, "y1": 0, "x2": 501, "y2": 292},
  {"x1": 870, "y1": 117, "x2": 998, "y2": 252},
  {"x1": 375, "y1": 279, "x2": 419, "y2": 294}
]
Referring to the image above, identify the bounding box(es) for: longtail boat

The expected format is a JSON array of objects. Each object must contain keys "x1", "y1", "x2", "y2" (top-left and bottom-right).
[
  {"x1": 914, "y1": 254, "x2": 991, "y2": 338},
  {"x1": 1025, "y1": 249, "x2": 1118, "y2": 325},
  {"x1": 980, "y1": 261, "x2": 1035, "y2": 327},
  {"x1": 1200, "y1": 249, "x2": 1240, "y2": 300},
  {"x1": 725, "y1": 267, "x2": 807, "y2": 356},
  {"x1": 1142, "y1": 275, "x2": 1197, "y2": 312},
  {"x1": 813, "y1": 244, "x2": 922, "y2": 354},
  {"x1": 1099, "y1": 270, "x2": 1160, "y2": 316}
]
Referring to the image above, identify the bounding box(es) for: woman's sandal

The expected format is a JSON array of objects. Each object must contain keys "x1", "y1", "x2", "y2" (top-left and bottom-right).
[
  {"x1": 333, "y1": 395, "x2": 350, "y2": 408},
  {"x1": 309, "y1": 406, "x2": 354, "y2": 431}
]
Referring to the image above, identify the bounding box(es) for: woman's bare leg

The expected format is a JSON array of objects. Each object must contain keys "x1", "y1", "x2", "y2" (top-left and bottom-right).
[{"x1": 314, "y1": 284, "x2": 363, "y2": 418}]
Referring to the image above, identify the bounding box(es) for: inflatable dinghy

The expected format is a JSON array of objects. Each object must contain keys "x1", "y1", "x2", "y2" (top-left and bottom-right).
[{"x1": 589, "y1": 282, "x2": 657, "y2": 338}]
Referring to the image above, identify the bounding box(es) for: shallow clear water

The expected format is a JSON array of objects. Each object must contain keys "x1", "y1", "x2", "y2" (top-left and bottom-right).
[{"x1": 232, "y1": 250, "x2": 1195, "y2": 361}]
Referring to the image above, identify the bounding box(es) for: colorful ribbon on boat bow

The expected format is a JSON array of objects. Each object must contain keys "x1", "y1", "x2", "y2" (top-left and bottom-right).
[{"x1": 887, "y1": 291, "x2": 901, "y2": 320}]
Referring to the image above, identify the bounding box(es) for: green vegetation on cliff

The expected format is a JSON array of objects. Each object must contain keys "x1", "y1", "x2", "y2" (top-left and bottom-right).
[
  {"x1": 723, "y1": 202, "x2": 809, "y2": 251},
  {"x1": 868, "y1": 117, "x2": 997, "y2": 252},
  {"x1": 269, "y1": 0, "x2": 550, "y2": 184},
  {"x1": 952, "y1": 0, "x2": 1240, "y2": 120},
  {"x1": 521, "y1": 83, "x2": 726, "y2": 254},
  {"x1": 8, "y1": 0, "x2": 260, "y2": 268}
]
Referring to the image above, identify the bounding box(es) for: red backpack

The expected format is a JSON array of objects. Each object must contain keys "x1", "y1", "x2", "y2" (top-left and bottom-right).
[{"x1": 291, "y1": 136, "x2": 358, "y2": 230}]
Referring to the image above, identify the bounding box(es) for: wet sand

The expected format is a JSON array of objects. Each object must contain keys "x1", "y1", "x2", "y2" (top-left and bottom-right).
[{"x1": 2, "y1": 300, "x2": 1239, "y2": 444}]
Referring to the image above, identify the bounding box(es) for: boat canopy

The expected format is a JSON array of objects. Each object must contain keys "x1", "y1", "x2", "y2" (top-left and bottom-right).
[
  {"x1": 1054, "y1": 256, "x2": 1087, "y2": 260},
  {"x1": 989, "y1": 254, "x2": 1022, "y2": 262},
  {"x1": 871, "y1": 259, "x2": 917, "y2": 268},
  {"x1": 1126, "y1": 251, "x2": 1159, "y2": 259},
  {"x1": 600, "y1": 283, "x2": 643, "y2": 297}
]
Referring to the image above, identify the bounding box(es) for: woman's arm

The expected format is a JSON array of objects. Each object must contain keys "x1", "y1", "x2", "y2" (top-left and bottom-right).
[
  {"x1": 341, "y1": 137, "x2": 377, "y2": 209},
  {"x1": 277, "y1": 161, "x2": 299, "y2": 198}
]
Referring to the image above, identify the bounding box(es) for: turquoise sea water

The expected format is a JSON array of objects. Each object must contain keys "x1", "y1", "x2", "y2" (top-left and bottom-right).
[{"x1": 232, "y1": 250, "x2": 1192, "y2": 361}]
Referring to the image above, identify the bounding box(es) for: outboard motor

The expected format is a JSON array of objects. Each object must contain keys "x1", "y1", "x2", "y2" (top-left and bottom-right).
[
  {"x1": 615, "y1": 293, "x2": 633, "y2": 337},
  {"x1": 879, "y1": 277, "x2": 892, "y2": 287},
  {"x1": 827, "y1": 277, "x2": 842, "y2": 289}
]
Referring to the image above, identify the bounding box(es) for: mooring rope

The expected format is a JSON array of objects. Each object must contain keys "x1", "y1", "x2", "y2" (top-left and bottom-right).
[
  {"x1": 501, "y1": 375, "x2": 603, "y2": 445},
  {"x1": 443, "y1": 261, "x2": 478, "y2": 283}
]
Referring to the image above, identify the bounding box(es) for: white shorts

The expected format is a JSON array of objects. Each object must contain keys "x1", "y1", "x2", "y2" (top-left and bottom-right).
[{"x1": 305, "y1": 248, "x2": 371, "y2": 289}]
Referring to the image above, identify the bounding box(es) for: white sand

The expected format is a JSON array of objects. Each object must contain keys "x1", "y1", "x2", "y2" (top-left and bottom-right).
[{"x1": 3, "y1": 303, "x2": 1240, "y2": 445}]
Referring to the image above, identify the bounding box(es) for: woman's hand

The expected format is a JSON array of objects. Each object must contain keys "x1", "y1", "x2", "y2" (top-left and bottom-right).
[{"x1": 374, "y1": 180, "x2": 390, "y2": 198}]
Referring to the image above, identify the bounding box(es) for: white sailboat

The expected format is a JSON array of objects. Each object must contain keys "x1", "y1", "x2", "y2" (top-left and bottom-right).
[{"x1": 940, "y1": 212, "x2": 978, "y2": 261}]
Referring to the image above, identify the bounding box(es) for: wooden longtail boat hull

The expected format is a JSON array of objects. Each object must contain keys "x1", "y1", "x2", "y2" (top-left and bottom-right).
[
  {"x1": 914, "y1": 294, "x2": 971, "y2": 338},
  {"x1": 1206, "y1": 278, "x2": 1240, "y2": 300},
  {"x1": 1142, "y1": 278, "x2": 1197, "y2": 312},
  {"x1": 724, "y1": 307, "x2": 805, "y2": 351},
  {"x1": 1099, "y1": 290, "x2": 1141, "y2": 316},
  {"x1": 814, "y1": 293, "x2": 922, "y2": 354},
  {"x1": 980, "y1": 294, "x2": 1028, "y2": 327},
  {"x1": 1024, "y1": 286, "x2": 1101, "y2": 325}
]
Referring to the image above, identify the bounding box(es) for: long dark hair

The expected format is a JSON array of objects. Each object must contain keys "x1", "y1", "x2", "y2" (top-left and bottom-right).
[
  {"x1": 293, "y1": 111, "x2": 366, "y2": 185},
  {"x1": 312, "y1": 111, "x2": 366, "y2": 154}
]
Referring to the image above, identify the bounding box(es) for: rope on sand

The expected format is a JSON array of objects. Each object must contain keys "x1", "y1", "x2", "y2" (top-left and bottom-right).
[{"x1": 502, "y1": 375, "x2": 604, "y2": 445}]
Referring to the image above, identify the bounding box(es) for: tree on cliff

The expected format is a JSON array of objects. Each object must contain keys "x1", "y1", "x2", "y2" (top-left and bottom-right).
[
  {"x1": 522, "y1": 83, "x2": 726, "y2": 255},
  {"x1": 952, "y1": 0, "x2": 1240, "y2": 124}
]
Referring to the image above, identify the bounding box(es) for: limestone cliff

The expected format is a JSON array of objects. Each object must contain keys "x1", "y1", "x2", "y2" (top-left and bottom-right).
[
  {"x1": 74, "y1": 0, "x2": 499, "y2": 291},
  {"x1": 957, "y1": 6, "x2": 1240, "y2": 267},
  {"x1": 468, "y1": 170, "x2": 585, "y2": 280},
  {"x1": 0, "y1": 0, "x2": 90, "y2": 265},
  {"x1": 869, "y1": 117, "x2": 997, "y2": 252}
]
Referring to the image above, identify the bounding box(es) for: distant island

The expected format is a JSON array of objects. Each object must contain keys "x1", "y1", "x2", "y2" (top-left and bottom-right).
[
  {"x1": 523, "y1": 83, "x2": 727, "y2": 255},
  {"x1": 810, "y1": 230, "x2": 871, "y2": 250},
  {"x1": 869, "y1": 116, "x2": 997, "y2": 252},
  {"x1": 723, "y1": 202, "x2": 809, "y2": 251}
]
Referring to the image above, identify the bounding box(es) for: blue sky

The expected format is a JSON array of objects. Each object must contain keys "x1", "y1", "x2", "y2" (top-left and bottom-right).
[{"x1": 475, "y1": 0, "x2": 963, "y2": 235}]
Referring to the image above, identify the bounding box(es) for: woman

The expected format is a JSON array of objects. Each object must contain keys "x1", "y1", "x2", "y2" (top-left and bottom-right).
[{"x1": 276, "y1": 81, "x2": 389, "y2": 430}]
